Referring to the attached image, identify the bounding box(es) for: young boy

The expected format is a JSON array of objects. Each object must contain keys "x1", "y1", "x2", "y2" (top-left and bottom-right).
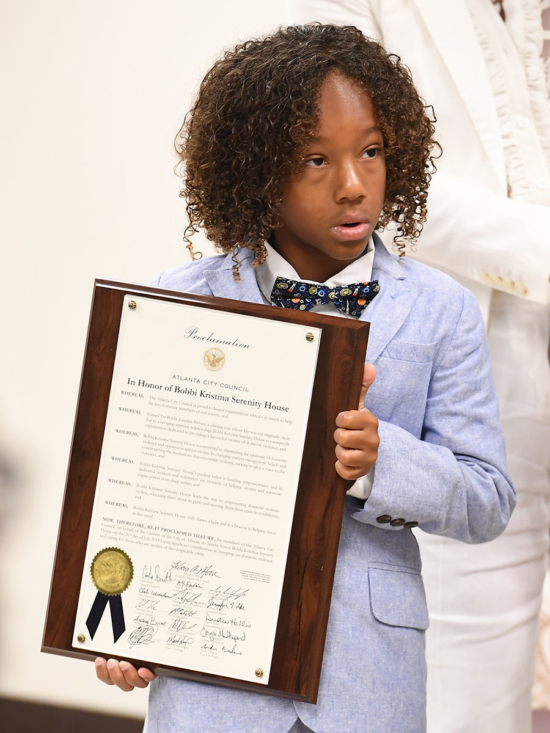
[{"x1": 95, "y1": 24, "x2": 515, "y2": 733}]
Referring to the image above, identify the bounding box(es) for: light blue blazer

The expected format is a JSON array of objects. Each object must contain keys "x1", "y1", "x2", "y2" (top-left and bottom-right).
[{"x1": 143, "y1": 236, "x2": 515, "y2": 733}]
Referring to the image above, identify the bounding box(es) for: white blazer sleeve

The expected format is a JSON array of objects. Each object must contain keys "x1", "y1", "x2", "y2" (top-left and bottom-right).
[
  {"x1": 288, "y1": 0, "x2": 382, "y2": 40},
  {"x1": 411, "y1": 171, "x2": 550, "y2": 305}
]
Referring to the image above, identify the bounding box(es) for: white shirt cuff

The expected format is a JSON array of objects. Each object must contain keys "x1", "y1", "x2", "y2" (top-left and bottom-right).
[{"x1": 346, "y1": 467, "x2": 374, "y2": 500}]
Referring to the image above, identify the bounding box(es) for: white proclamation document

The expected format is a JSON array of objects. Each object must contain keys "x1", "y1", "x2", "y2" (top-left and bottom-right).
[{"x1": 73, "y1": 294, "x2": 321, "y2": 684}]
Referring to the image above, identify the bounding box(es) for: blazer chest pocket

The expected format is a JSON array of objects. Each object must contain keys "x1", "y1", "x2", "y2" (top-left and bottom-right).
[
  {"x1": 368, "y1": 567, "x2": 429, "y2": 630},
  {"x1": 367, "y1": 342, "x2": 436, "y2": 430},
  {"x1": 381, "y1": 340, "x2": 436, "y2": 364}
]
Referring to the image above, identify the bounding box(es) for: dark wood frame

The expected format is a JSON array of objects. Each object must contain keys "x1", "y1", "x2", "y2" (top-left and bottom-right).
[{"x1": 42, "y1": 279, "x2": 369, "y2": 703}]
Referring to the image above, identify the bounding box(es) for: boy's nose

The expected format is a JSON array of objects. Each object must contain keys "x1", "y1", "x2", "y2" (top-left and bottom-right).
[{"x1": 334, "y1": 162, "x2": 366, "y2": 202}]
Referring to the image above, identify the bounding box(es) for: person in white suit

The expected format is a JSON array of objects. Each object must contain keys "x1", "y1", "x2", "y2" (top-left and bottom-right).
[{"x1": 289, "y1": 1, "x2": 550, "y2": 731}]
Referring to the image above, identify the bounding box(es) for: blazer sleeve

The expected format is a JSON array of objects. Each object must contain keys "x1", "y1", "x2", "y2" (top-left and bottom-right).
[{"x1": 354, "y1": 288, "x2": 516, "y2": 544}]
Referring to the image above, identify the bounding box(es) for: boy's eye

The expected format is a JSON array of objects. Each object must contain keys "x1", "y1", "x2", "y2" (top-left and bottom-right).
[
  {"x1": 305, "y1": 156, "x2": 326, "y2": 167},
  {"x1": 362, "y1": 147, "x2": 382, "y2": 159}
]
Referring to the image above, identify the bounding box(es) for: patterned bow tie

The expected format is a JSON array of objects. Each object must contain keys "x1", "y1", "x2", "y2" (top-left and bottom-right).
[{"x1": 270, "y1": 276, "x2": 380, "y2": 317}]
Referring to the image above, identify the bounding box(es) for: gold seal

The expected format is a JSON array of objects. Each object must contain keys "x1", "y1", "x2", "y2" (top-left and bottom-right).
[
  {"x1": 90, "y1": 547, "x2": 133, "y2": 596},
  {"x1": 204, "y1": 347, "x2": 225, "y2": 371}
]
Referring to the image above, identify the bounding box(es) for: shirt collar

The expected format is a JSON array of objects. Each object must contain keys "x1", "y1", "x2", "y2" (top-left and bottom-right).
[{"x1": 256, "y1": 238, "x2": 375, "y2": 304}]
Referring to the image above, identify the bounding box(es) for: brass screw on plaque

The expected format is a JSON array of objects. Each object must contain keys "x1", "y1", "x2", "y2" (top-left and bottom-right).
[
  {"x1": 255, "y1": 668, "x2": 264, "y2": 678},
  {"x1": 305, "y1": 332, "x2": 314, "y2": 342},
  {"x1": 77, "y1": 634, "x2": 86, "y2": 643},
  {"x1": 128, "y1": 300, "x2": 137, "y2": 310}
]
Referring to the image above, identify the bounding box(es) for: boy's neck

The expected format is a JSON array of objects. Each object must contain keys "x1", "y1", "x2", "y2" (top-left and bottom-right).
[{"x1": 270, "y1": 232, "x2": 367, "y2": 282}]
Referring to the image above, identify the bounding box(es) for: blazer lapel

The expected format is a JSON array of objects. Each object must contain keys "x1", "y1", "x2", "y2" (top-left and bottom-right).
[
  {"x1": 362, "y1": 238, "x2": 420, "y2": 364},
  {"x1": 203, "y1": 251, "x2": 264, "y2": 304},
  {"x1": 412, "y1": 0, "x2": 506, "y2": 186}
]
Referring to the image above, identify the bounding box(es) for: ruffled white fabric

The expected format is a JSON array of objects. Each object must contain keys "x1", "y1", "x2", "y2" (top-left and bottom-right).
[
  {"x1": 544, "y1": 55, "x2": 550, "y2": 90},
  {"x1": 511, "y1": 1, "x2": 550, "y2": 169},
  {"x1": 466, "y1": 0, "x2": 550, "y2": 200},
  {"x1": 470, "y1": 4, "x2": 528, "y2": 197}
]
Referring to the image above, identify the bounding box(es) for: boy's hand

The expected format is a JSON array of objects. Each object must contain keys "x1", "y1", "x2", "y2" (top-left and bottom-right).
[
  {"x1": 95, "y1": 657, "x2": 157, "y2": 691},
  {"x1": 334, "y1": 363, "x2": 379, "y2": 481}
]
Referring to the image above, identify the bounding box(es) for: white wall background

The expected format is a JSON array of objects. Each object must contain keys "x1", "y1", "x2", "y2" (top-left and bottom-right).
[{"x1": 0, "y1": 0, "x2": 286, "y2": 718}]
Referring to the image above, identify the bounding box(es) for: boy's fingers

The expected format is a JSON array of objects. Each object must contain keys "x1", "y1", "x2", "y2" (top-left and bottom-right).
[
  {"x1": 358, "y1": 363, "x2": 376, "y2": 410},
  {"x1": 335, "y1": 445, "x2": 367, "y2": 467},
  {"x1": 137, "y1": 667, "x2": 158, "y2": 683},
  {"x1": 119, "y1": 661, "x2": 150, "y2": 689},
  {"x1": 334, "y1": 426, "x2": 372, "y2": 449},
  {"x1": 335, "y1": 364, "x2": 377, "y2": 426},
  {"x1": 335, "y1": 460, "x2": 368, "y2": 481},
  {"x1": 335, "y1": 408, "x2": 378, "y2": 431},
  {"x1": 95, "y1": 657, "x2": 155, "y2": 690},
  {"x1": 106, "y1": 659, "x2": 135, "y2": 692},
  {"x1": 95, "y1": 657, "x2": 114, "y2": 686}
]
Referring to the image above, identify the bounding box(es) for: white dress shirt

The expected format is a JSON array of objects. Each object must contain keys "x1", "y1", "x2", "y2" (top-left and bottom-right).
[{"x1": 255, "y1": 239, "x2": 376, "y2": 500}]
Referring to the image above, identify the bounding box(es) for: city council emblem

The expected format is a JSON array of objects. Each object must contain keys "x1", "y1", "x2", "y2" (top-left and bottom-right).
[{"x1": 204, "y1": 347, "x2": 225, "y2": 371}]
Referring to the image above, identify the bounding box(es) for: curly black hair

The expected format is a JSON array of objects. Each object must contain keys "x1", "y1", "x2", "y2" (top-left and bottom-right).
[{"x1": 176, "y1": 23, "x2": 440, "y2": 265}]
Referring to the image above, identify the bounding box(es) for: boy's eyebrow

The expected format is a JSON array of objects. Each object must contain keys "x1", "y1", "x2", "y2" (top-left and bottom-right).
[{"x1": 310, "y1": 126, "x2": 382, "y2": 142}]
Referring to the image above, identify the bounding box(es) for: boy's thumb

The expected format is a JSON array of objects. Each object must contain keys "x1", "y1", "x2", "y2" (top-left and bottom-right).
[{"x1": 358, "y1": 363, "x2": 376, "y2": 410}]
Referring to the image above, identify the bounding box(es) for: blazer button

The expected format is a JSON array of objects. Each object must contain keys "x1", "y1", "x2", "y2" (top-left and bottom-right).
[
  {"x1": 390, "y1": 518, "x2": 406, "y2": 527},
  {"x1": 403, "y1": 521, "x2": 419, "y2": 529},
  {"x1": 376, "y1": 515, "x2": 392, "y2": 524}
]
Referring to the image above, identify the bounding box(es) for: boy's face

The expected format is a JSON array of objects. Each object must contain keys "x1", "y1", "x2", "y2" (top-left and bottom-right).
[{"x1": 273, "y1": 72, "x2": 386, "y2": 282}]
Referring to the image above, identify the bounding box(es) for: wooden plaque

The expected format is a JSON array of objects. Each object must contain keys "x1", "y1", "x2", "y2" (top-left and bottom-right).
[{"x1": 42, "y1": 279, "x2": 369, "y2": 703}]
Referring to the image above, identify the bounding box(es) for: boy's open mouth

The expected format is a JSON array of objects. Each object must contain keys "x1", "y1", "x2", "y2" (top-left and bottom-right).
[{"x1": 330, "y1": 219, "x2": 370, "y2": 240}]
